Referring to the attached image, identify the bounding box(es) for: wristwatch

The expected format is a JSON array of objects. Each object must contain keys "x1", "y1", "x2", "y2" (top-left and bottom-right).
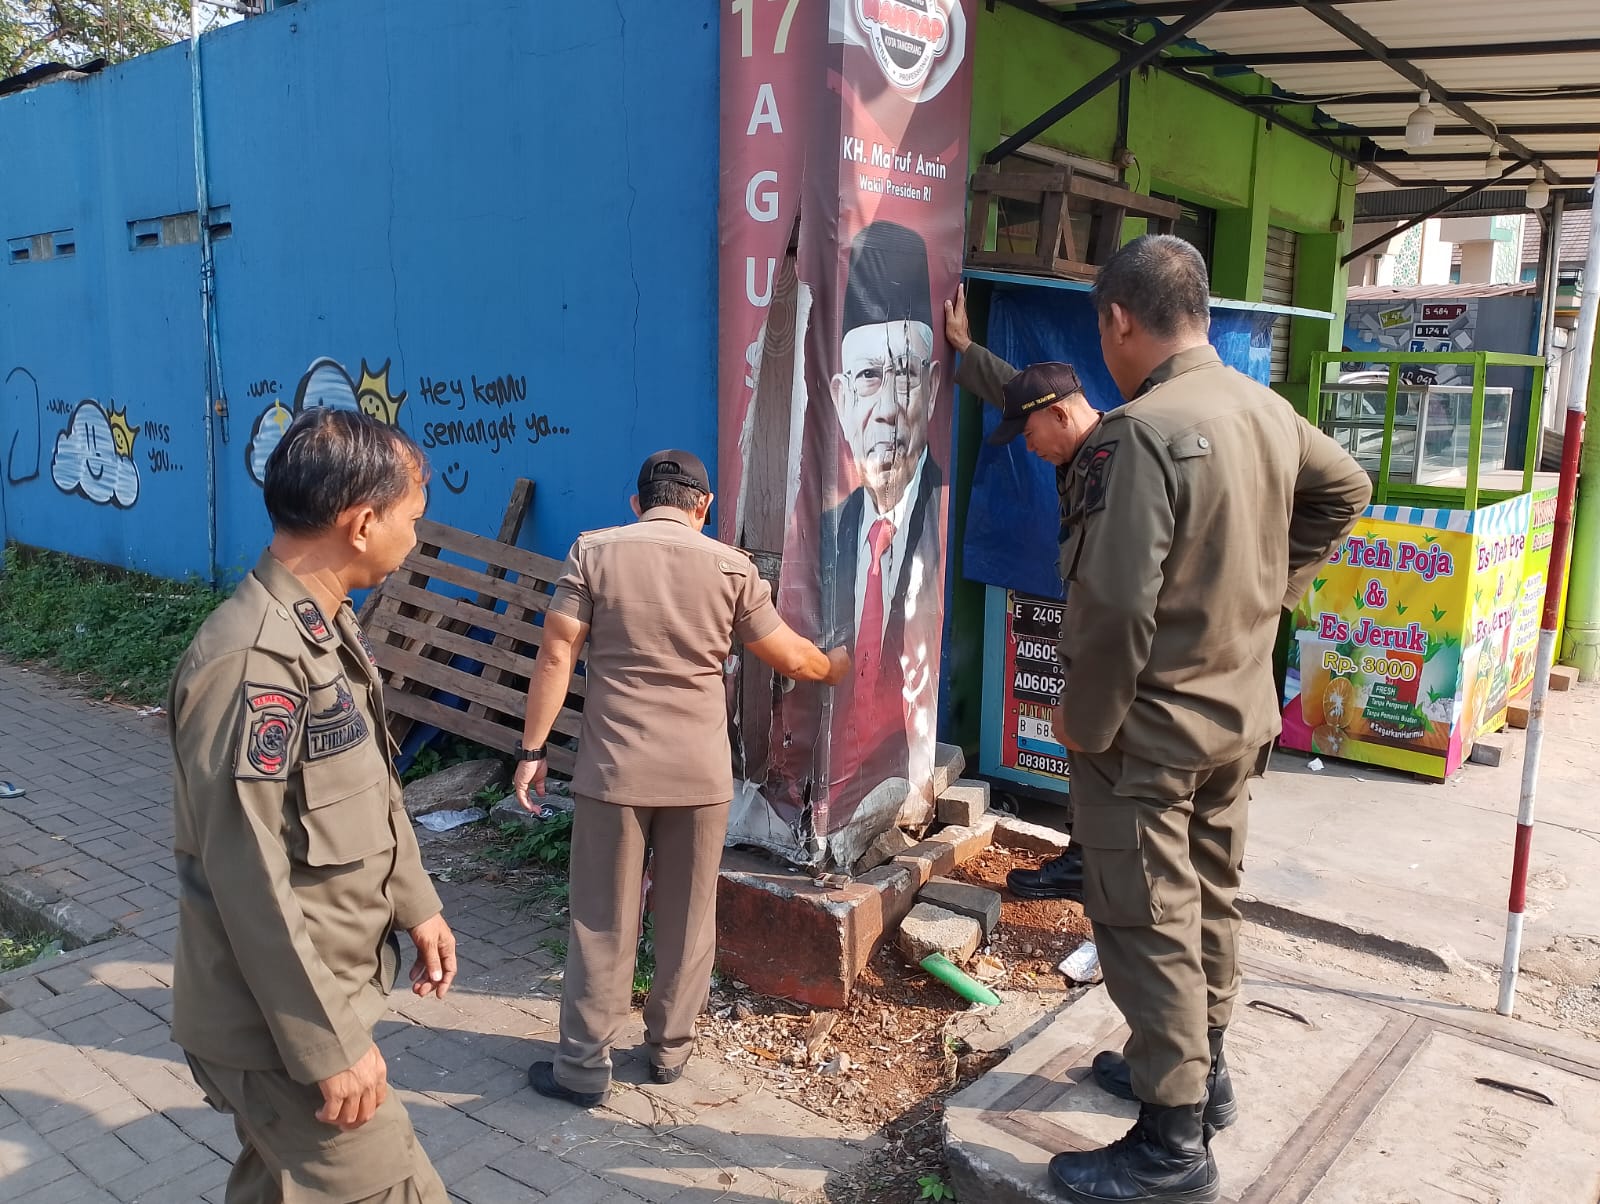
[{"x1": 514, "y1": 741, "x2": 547, "y2": 763}]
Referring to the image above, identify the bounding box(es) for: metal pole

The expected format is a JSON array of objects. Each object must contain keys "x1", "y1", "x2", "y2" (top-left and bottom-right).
[
  {"x1": 1498, "y1": 154, "x2": 1599, "y2": 1017},
  {"x1": 189, "y1": 1, "x2": 224, "y2": 587},
  {"x1": 1562, "y1": 193, "x2": 1600, "y2": 680}
]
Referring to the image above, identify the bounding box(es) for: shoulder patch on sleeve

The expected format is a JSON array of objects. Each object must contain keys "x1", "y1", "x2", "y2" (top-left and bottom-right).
[
  {"x1": 1168, "y1": 432, "x2": 1213, "y2": 461},
  {"x1": 1081, "y1": 441, "x2": 1118, "y2": 515},
  {"x1": 235, "y1": 682, "x2": 306, "y2": 781}
]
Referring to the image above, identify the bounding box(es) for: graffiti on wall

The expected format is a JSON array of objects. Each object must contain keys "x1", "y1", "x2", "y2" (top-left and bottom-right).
[
  {"x1": 247, "y1": 357, "x2": 408, "y2": 485},
  {"x1": 51, "y1": 400, "x2": 140, "y2": 508},
  {"x1": 414, "y1": 371, "x2": 570, "y2": 496},
  {"x1": 3, "y1": 367, "x2": 42, "y2": 485}
]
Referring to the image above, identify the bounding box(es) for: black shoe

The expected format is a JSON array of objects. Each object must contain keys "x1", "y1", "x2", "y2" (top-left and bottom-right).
[
  {"x1": 1006, "y1": 847, "x2": 1084, "y2": 900},
  {"x1": 1091, "y1": 1028, "x2": 1237, "y2": 1131},
  {"x1": 1048, "y1": 1101, "x2": 1219, "y2": 1203},
  {"x1": 651, "y1": 1063, "x2": 684, "y2": 1085},
  {"x1": 528, "y1": 1060, "x2": 610, "y2": 1108}
]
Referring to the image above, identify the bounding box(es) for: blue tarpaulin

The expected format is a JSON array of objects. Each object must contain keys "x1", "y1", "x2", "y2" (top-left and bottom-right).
[{"x1": 962, "y1": 284, "x2": 1276, "y2": 598}]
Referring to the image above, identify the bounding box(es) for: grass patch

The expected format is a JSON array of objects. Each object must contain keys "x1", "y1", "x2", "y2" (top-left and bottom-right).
[
  {"x1": 400, "y1": 735, "x2": 506, "y2": 784},
  {"x1": 1, "y1": 932, "x2": 49, "y2": 971},
  {"x1": 0, "y1": 546, "x2": 225, "y2": 706},
  {"x1": 495, "y1": 811, "x2": 575, "y2": 868}
]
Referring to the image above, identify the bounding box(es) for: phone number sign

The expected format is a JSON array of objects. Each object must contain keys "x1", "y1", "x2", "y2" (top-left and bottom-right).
[{"x1": 1003, "y1": 591, "x2": 1070, "y2": 782}]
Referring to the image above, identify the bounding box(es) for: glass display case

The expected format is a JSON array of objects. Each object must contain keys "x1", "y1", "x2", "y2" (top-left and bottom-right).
[{"x1": 1319, "y1": 383, "x2": 1512, "y2": 487}]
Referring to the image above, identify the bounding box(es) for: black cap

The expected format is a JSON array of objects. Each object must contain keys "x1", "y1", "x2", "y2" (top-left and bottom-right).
[
  {"x1": 987, "y1": 362, "x2": 1084, "y2": 446},
  {"x1": 843, "y1": 220, "x2": 933, "y2": 335},
  {"x1": 637, "y1": 449, "x2": 710, "y2": 494}
]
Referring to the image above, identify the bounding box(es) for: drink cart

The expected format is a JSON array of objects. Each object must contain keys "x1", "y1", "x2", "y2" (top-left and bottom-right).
[{"x1": 1280, "y1": 351, "x2": 1561, "y2": 780}]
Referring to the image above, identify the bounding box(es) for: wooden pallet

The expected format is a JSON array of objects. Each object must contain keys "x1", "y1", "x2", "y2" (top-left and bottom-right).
[
  {"x1": 358, "y1": 483, "x2": 587, "y2": 776},
  {"x1": 966, "y1": 164, "x2": 1182, "y2": 281}
]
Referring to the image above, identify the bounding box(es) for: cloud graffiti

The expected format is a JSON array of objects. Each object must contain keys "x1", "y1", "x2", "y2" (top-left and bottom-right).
[
  {"x1": 51, "y1": 400, "x2": 139, "y2": 508},
  {"x1": 246, "y1": 356, "x2": 407, "y2": 486}
]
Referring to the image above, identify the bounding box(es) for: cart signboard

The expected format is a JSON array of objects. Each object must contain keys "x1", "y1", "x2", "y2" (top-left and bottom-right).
[{"x1": 1279, "y1": 494, "x2": 1533, "y2": 778}]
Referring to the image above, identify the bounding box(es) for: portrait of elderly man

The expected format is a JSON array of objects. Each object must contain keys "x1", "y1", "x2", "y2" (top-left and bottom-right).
[{"x1": 819, "y1": 218, "x2": 947, "y2": 825}]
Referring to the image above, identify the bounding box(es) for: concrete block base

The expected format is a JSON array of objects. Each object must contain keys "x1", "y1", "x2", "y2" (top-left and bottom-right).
[{"x1": 717, "y1": 817, "x2": 996, "y2": 1007}]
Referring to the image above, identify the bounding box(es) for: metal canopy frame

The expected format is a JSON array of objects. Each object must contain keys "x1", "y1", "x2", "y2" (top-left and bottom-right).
[
  {"x1": 989, "y1": 0, "x2": 1404, "y2": 185},
  {"x1": 1341, "y1": 160, "x2": 1532, "y2": 266},
  {"x1": 993, "y1": 0, "x2": 1598, "y2": 190}
]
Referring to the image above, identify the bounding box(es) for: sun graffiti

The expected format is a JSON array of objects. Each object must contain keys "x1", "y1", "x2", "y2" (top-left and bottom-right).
[
  {"x1": 105, "y1": 406, "x2": 138, "y2": 458},
  {"x1": 356, "y1": 359, "x2": 407, "y2": 425}
]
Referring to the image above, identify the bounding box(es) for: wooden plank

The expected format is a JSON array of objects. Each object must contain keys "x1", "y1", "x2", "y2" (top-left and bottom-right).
[
  {"x1": 370, "y1": 640, "x2": 584, "y2": 737},
  {"x1": 468, "y1": 480, "x2": 538, "y2": 725},
  {"x1": 379, "y1": 611, "x2": 538, "y2": 680},
  {"x1": 380, "y1": 691, "x2": 577, "y2": 778},
  {"x1": 375, "y1": 607, "x2": 589, "y2": 699},
  {"x1": 377, "y1": 580, "x2": 532, "y2": 644},
  {"x1": 412, "y1": 517, "x2": 566, "y2": 587},
  {"x1": 1067, "y1": 175, "x2": 1184, "y2": 219},
  {"x1": 390, "y1": 552, "x2": 556, "y2": 617},
  {"x1": 1039, "y1": 189, "x2": 1071, "y2": 270},
  {"x1": 474, "y1": 477, "x2": 536, "y2": 606},
  {"x1": 971, "y1": 166, "x2": 1073, "y2": 192}
]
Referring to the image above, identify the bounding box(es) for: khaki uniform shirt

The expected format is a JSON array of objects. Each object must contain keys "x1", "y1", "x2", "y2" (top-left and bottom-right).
[
  {"x1": 169, "y1": 551, "x2": 442, "y2": 1084},
  {"x1": 1057, "y1": 346, "x2": 1371, "y2": 768},
  {"x1": 549, "y1": 507, "x2": 783, "y2": 806}
]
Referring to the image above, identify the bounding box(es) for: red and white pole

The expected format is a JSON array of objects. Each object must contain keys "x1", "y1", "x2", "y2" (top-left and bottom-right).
[{"x1": 1498, "y1": 154, "x2": 1600, "y2": 1016}]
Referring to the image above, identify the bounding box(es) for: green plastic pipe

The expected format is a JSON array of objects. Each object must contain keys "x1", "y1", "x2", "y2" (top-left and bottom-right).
[{"x1": 920, "y1": 953, "x2": 1001, "y2": 1007}]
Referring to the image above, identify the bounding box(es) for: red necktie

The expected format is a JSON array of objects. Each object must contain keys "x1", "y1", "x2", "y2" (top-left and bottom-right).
[{"x1": 857, "y1": 517, "x2": 896, "y2": 680}]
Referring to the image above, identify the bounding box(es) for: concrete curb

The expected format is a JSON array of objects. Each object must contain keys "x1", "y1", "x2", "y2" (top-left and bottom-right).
[{"x1": 0, "y1": 872, "x2": 122, "y2": 949}]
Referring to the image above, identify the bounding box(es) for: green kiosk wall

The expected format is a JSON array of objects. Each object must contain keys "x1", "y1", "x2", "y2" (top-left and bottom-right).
[{"x1": 943, "y1": 4, "x2": 1361, "y2": 760}]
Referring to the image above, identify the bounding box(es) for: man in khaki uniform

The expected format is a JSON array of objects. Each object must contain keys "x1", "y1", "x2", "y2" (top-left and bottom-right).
[
  {"x1": 993, "y1": 237, "x2": 1371, "y2": 1204},
  {"x1": 511, "y1": 450, "x2": 848, "y2": 1106},
  {"x1": 943, "y1": 283, "x2": 1095, "y2": 902},
  {"x1": 170, "y1": 409, "x2": 457, "y2": 1204}
]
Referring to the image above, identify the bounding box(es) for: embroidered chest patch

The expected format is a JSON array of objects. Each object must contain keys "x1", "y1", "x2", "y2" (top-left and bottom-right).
[
  {"x1": 294, "y1": 599, "x2": 334, "y2": 644},
  {"x1": 306, "y1": 674, "x2": 371, "y2": 760},
  {"x1": 237, "y1": 683, "x2": 306, "y2": 781}
]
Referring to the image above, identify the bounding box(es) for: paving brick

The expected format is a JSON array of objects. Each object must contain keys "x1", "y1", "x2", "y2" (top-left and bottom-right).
[
  {"x1": 936, "y1": 778, "x2": 991, "y2": 827},
  {"x1": 102, "y1": 1139, "x2": 218, "y2": 1201},
  {"x1": 489, "y1": 1142, "x2": 584, "y2": 1193},
  {"x1": 427, "y1": 1132, "x2": 522, "y2": 1185},
  {"x1": 113, "y1": 1113, "x2": 194, "y2": 1162},
  {"x1": 0, "y1": 1152, "x2": 82, "y2": 1198},
  {"x1": 918, "y1": 877, "x2": 1003, "y2": 937},
  {"x1": 452, "y1": 1166, "x2": 549, "y2": 1203},
  {"x1": 63, "y1": 1132, "x2": 147, "y2": 1187}
]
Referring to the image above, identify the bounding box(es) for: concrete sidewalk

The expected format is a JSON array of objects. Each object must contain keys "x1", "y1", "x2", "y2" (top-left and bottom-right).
[
  {"x1": 1246, "y1": 682, "x2": 1600, "y2": 974},
  {"x1": 0, "y1": 663, "x2": 879, "y2": 1203}
]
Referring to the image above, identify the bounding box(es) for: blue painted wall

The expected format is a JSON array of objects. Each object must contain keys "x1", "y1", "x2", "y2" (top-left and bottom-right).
[{"x1": 0, "y1": 0, "x2": 719, "y2": 582}]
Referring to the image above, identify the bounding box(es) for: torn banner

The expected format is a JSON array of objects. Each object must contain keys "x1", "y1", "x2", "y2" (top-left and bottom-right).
[{"x1": 718, "y1": 1, "x2": 974, "y2": 870}]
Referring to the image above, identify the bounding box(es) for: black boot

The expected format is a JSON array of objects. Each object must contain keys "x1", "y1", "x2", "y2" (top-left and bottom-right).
[
  {"x1": 1006, "y1": 845, "x2": 1084, "y2": 900},
  {"x1": 1048, "y1": 1101, "x2": 1218, "y2": 1204},
  {"x1": 1091, "y1": 1027, "x2": 1237, "y2": 1131}
]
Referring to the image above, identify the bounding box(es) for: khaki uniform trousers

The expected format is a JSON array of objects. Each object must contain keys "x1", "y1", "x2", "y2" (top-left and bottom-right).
[
  {"x1": 186, "y1": 1055, "x2": 447, "y2": 1204},
  {"x1": 556, "y1": 795, "x2": 730, "y2": 1095},
  {"x1": 1069, "y1": 744, "x2": 1263, "y2": 1107}
]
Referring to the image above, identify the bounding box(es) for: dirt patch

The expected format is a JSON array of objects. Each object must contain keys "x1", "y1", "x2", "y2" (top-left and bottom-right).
[{"x1": 949, "y1": 844, "x2": 1094, "y2": 988}]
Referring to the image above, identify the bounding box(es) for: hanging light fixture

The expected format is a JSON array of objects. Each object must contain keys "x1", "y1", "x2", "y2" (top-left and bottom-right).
[
  {"x1": 1484, "y1": 144, "x2": 1502, "y2": 178},
  {"x1": 1405, "y1": 90, "x2": 1436, "y2": 148},
  {"x1": 1525, "y1": 169, "x2": 1551, "y2": 210}
]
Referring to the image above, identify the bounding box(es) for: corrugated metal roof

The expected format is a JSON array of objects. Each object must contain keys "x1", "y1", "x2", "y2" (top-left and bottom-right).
[
  {"x1": 1347, "y1": 283, "x2": 1537, "y2": 300},
  {"x1": 1046, "y1": 0, "x2": 1600, "y2": 191}
]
